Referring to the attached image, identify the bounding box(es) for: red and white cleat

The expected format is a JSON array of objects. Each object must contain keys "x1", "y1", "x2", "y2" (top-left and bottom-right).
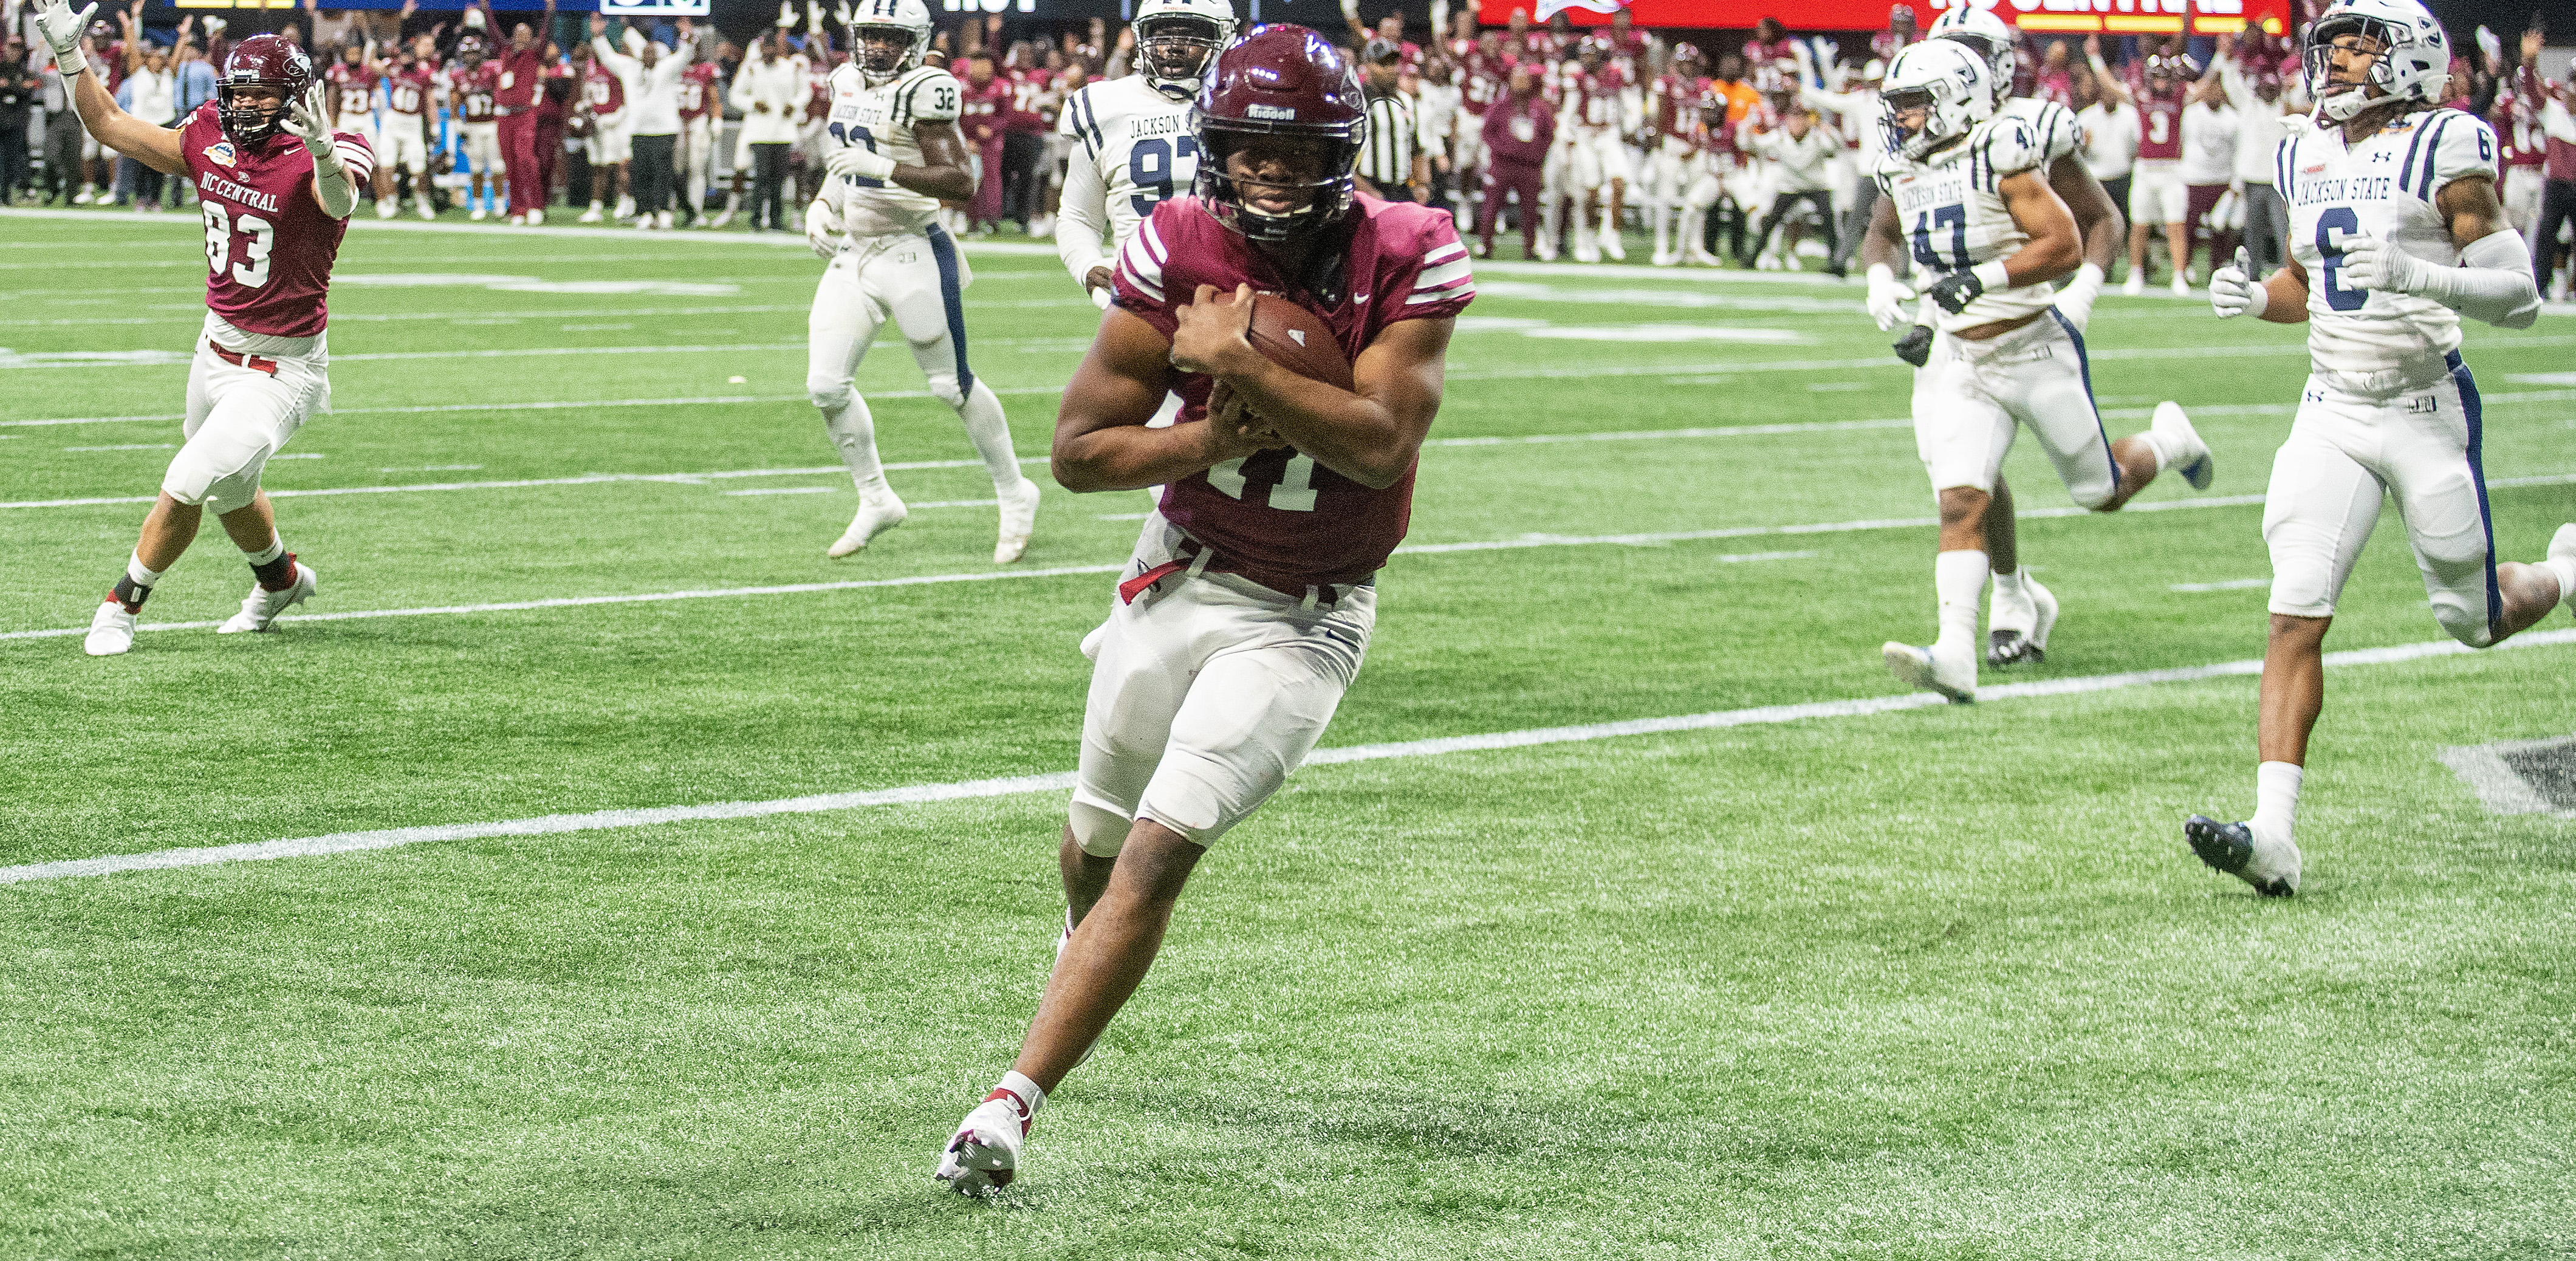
[
  {"x1": 934, "y1": 1090, "x2": 1031, "y2": 1195},
  {"x1": 218, "y1": 561, "x2": 318, "y2": 634}
]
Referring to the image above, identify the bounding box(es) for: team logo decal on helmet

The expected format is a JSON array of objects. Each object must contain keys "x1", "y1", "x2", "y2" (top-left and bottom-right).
[
  {"x1": 217, "y1": 34, "x2": 312, "y2": 149},
  {"x1": 1878, "y1": 39, "x2": 1992, "y2": 161},
  {"x1": 1190, "y1": 24, "x2": 1368, "y2": 243},
  {"x1": 1134, "y1": 0, "x2": 1238, "y2": 103},
  {"x1": 1925, "y1": 3, "x2": 2018, "y2": 106}
]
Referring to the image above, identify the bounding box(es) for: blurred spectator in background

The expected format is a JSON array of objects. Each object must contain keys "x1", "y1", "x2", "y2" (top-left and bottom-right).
[
  {"x1": 960, "y1": 50, "x2": 1006, "y2": 233},
  {"x1": 0, "y1": 33, "x2": 35, "y2": 203},
  {"x1": 112, "y1": 30, "x2": 172, "y2": 210},
  {"x1": 728, "y1": 27, "x2": 800, "y2": 231},
  {"x1": 999, "y1": 41, "x2": 1048, "y2": 231},
  {"x1": 1478, "y1": 61, "x2": 1550, "y2": 259}
]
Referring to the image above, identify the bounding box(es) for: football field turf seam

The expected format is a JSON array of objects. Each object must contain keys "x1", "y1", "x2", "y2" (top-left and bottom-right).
[{"x1": 9, "y1": 626, "x2": 2570, "y2": 886}]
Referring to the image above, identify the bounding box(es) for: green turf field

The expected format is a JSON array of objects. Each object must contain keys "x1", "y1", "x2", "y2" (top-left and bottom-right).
[{"x1": 4, "y1": 209, "x2": 2573, "y2": 1259}]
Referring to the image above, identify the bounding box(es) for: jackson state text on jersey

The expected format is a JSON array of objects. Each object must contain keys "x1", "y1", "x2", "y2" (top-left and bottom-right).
[
  {"x1": 1110, "y1": 194, "x2": 1476, "y2": 590},
  {"x1": 1874, "y1": 115, "x2": 2056, "y2": 333},
  {"x1": 1058, "y1": 74, "x2": 1199, "y2": 250},
  {"x1": 2281, "y1": 106, "x2": 2504, "y2": 378},
  {"x1": 820, "y1": 63, "x2": 960, "y2": 238},
  {"x1": 180, "y1": 103, "x2": 369, "y2": 340}
]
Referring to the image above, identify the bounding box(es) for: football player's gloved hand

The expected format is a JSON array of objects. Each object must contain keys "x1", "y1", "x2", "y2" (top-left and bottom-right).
[
  {"x1": 2338, "y1": 234, "x2": 2420, "y2": 295},
  {"x1": 2208, "y1": 245, "x2": 2267, "y2": 319},
  {"x1": 1928, "y1": 260, "x2": 2010, "y2": 315},
  {"x1": 804, "y1": 199, "x2": 840, "y2": 258},
  {"x1": 32, "y1": 0, "x2": 97, "y2": 73},
  {"x1": 823, "y1": 144, "x2": 897, "y2": 183},
  {"x1": 1893, "y1": 323, "x2": 1934, "y2": 367},
  {"x1": 1865, "y1": 264, "x2": 1916, "y2": 332},
  {"x1": 281, "y1": 84, "x2": 337, "y2": 159}
]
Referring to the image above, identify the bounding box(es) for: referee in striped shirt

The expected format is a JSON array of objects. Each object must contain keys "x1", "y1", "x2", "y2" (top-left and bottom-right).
[{"x1": 1358, "y1": 39, "x2": 1428, "y2": 202}]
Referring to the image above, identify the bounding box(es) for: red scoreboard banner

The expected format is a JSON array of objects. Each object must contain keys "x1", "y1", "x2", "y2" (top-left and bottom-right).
[{"x1": 1478, "y1": 0, "x2": 2288, "y2": 35}]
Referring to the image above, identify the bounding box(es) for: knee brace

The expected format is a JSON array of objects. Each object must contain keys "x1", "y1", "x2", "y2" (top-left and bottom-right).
[{"x1": 1067, "y1": 798, "x2": 1132, "y2": 858}]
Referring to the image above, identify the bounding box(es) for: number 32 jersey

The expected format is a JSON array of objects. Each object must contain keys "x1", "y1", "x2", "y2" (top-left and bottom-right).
[
  {"x1": 1873, "y1": 115, "x2": 2055, "y2": 334},
  {"x1": 1057, "y1": 75, "x2": 1199, "y2": 267},
  {"x1": 818, "y1": 63, "x2": 961, "y2": 239},
  {"x1": 2282, "y1": 107, "x2": 2500, "y2": 381},
  {"x1": 180, "y1": 102, "x2": 371, "y2": 340}
]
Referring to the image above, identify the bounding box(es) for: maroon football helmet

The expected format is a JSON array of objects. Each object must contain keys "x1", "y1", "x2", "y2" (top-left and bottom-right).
[
  {"x1": 218, "y1": 34, "x2": 312, "y2": 148},
  {"x1": 1191, "y1": 24, "x2": 1368, "y2": 244}
]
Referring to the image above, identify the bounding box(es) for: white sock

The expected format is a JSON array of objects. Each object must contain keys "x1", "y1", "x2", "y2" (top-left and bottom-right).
[
  {"x1": 2136, "y1": 428, "x2": 2179, "y2": 474},
  {"x1": 2540, "y1": 556, "x2": 2576, "y2": 611},
  {"x1": 1934, "y1": 550, "x2": 1990, "y2": 663},
  {"x1": 126, "y1": 552, "x2": 165, "y2": 587},
  {"x1": 1992, "y1": 566, "x2": 2026, "y2": 603},
  {"x1": 998, "y1": 1069, "x2": 1046, "y2": 1118},
  {"x1": 242, "y1": 537, "x2": 285, "y2": 566},
  {"x1": 2252, "y1": 760, "x2": 2301, "y2": 844},
  {"x1": 954, "y1": 379, "x2": 1022, "y2": 491},
  {"x1": 818, "y1": 388, "x2": 891, "y2": 497}
]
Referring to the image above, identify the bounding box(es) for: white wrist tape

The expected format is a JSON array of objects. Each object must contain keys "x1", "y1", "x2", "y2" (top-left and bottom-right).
[{"x1": 1971, "y1": 259, "x2": 2012, "y2": 292}]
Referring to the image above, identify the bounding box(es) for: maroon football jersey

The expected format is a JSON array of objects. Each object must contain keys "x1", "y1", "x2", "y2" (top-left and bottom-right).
[
  {"x1": 582, "y1": 60, "x2": 625, "y2": 116},
  {"x1": 1112, "y1": 194, "x2": 1476, "y2": 589},
  {"x1": 2135, "y1": 81, "x2": 2186, "y2": 160},
  {"x1": 678, "y1": 61, "x2": 719, "y2": 120},
  {"x1": 180, "y1": 104, "x2": 369, "y2": 340},
  {"x1": 385, "y1": 64, "x2": 434, "y2": 116},
  {"x1": 1647, "y1": 72, "x2": 1705, "y2": 142},
  {"x1": 455, "y1": 62, "x2": 501, "y2": 124},
  {"x1": 324, "y1": 61, "x2": 378, "y2": 119}
]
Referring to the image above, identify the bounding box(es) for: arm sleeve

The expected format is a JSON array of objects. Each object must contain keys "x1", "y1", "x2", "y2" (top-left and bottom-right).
[
  {"x1": 2415, "y1": 227, "x2": 2541, "y2": 327},
  {"x1": 1055, "y1": 144, "x2": 1111, "y2": 291}
]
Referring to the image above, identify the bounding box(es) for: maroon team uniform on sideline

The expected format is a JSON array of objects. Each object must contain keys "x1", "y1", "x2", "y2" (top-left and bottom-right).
[{"x1": 1112, "y1": 192, "x2": 1476, "y2": 593}]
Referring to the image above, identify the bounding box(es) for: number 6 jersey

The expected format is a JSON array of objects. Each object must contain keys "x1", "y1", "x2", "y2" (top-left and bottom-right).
[
  {"x1": 818, "y1": 62, "x2": 961, "y2": 239},
  {"x1": 2281, "y1": 106, "x2": 2501, "y2": 381},
  {"x1": 1872, "y1": 114, "x2": 2054, "y2": 334},
  {"x1": 179, "y1": 101, "x2": 371, "y2": 340}
]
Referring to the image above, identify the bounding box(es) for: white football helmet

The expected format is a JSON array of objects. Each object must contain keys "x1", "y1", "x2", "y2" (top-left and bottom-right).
[
  {"x1": 1132, "y1": 0, "x2": 1236, "y2": 101},
  {"x1": 1926, "y1": 3, "x2": 2017, "y2": 106},
  {"x1": 2303, "y1": 0, "x2": 2450, "y2": 122},
  {"x1": 844, "y1": 0, "x2": 931, "y2": 86},
  {"x1": 1879, "y1": 39, "x2": 1992, "y2": 161}
]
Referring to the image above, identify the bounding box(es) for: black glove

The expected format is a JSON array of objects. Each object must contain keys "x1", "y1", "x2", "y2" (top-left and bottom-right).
[
  {"x1": 1926, "y1": 268, "x2": 1985, "y2": 315},
  {"x1": 1893, "y1": 323, "x2": 1934, "y2": 367}
]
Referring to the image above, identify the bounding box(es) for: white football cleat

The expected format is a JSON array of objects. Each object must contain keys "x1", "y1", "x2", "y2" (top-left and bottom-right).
[
  {"x1": 656, "y1": 210, "x2": 675, "y2": 230},
  {"x1": 826, "y1": 493, "x2": 908, "y2": 558},
  {"x1": 2170, "y1": 274, "x2": 2191, "y2": 297},
  {"x1": 578, "y1": 202, "x2": 604, "y2": 224},
  {"x1": 1598, "y1": 226, "x2": 1625, "y2": 261},
  {"x1": 994, "y1": 476, "x2": 1041, "y2": 564},
  {"x1": 528, "y1": 207, "x2": 545, "y2": 225},
  {"x1": 507, "y1": 212, "x2": 525, "y2": 226},
  {"x1": 84, "y1": 600, "x2": 137, "y2": 657},
  {"x1": 376, "y1": 199, "x2": 397, "y2": 219},
  {"x1": 217, "y1": 561, "x2": 318, "y2": 634},
  {"x1": 934, "y1": 1094, "x2": 1029, "y2": 1195},
  {"x1": 707, "y1": 207, "x2": 734, "y2": 228},
  {"x1": 2122, "y1": 271, "x2": 2145, "y2": 297},
  {"x1": 470, "y1": 206, "x2": 488, "y2": 222},
  {"x1": 1883, "y1": 641, "x2": 1975, "y2": 703},
  {"x1": 615, "y1": 194, "x2": 635, "y2": 219},
  {"x1": 2151, "y1": 401, "x2": 2215, "y2": 490},
  {"x1": 417, "y1": 200, "x2": 435, "y2": 220},
  {"x1": 1987, "y1": 573, "x2": 2059, "y2": 667}
]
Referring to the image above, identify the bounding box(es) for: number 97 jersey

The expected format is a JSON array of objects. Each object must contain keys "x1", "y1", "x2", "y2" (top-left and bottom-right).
[
  {"x1": 2282, "y1": 107, "x2": 2500, "y2": 381},
  {"x1": 820, "y1": 63, "x2": 961, "y2": 239},
  {"x1": 1058, "y1": 75, "x2": 1201, "y2": 256}
]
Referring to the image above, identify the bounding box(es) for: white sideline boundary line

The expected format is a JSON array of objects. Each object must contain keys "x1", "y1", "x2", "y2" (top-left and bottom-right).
[{"x1": 12, "y1": 627, "x2": 2571, "y2": 886}]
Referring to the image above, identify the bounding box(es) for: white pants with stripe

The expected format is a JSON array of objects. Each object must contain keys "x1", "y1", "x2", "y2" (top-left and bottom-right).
[
  {"x1": 2264, "y1": 354, "x2": 2499, "y2": 646},
  {"x1": 168, "y1": 313, "x2": 329, "y2": 516},
  {"x1": 1910, "y1": 312, "x2": 2119, "y2": 508},
  {"x1": 1069, "y1": 514, "x2": 1375, "y2": 853},
  {"x1": 806, "y1": 225, "x2": 978, "y2": 409}
]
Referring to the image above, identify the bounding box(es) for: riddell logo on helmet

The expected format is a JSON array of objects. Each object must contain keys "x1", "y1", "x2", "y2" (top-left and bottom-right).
[{"x1": 1248, "y1": 103, "x2": 1296, "y2": 119}]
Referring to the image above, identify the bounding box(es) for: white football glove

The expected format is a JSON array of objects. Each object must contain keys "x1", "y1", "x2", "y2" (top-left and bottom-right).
[
  {"x1": 2207, "y1": 246, "x2": 2266, "y2": 319},
  {"x1": 824, "y1": 144, "x2": 897, "y2": 183},
  {"x1": 280, "y1": 84, "x2": 337, "y2": 160},
  {"x1": 804, "y1": 199, "x2": 840, "y2": 258},
  {"x1": 32, "y1": 0, "x2": 97, "y2": 74},
  {"x1": 2337, "y1": 234, "x2": 2420, "y2": 296},
  {"x1": 1865, "y1": 264, "x2": 1916, "y2": 332}
]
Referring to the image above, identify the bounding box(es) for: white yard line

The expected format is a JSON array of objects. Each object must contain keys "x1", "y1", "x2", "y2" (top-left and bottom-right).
[
  {"x1": 2171, "y1": 578, "x2": 2273, "y2": 592},
  {"x1": 11, "y1": 626, "x2": 2570, "y2": 886}
]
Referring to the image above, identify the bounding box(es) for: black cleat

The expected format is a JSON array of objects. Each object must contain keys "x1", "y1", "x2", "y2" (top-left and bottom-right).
[
  {"x1": 1893, "y1": 324, "x2": 1934, "y2": 367},
  {"x1": 2184, "y1": 815, "x2": 2295, "y2": 897},
  {"x1": 1987, "y1": 629, "x2": 2045, "y2": 667}
]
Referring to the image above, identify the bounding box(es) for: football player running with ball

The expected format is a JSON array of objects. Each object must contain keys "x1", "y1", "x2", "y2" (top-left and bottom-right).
[
  {"x1": 2185, "y1": 0, "x2": 2565, "y2": 897},
  {"x1": 934, "y1": 24, "x2": 1475, "y2": 1195},
  {"x1": 1862, "y1": 41, "x2": 2211, "y2": 703},
  {"x1": 804, "y1": 0, "x2": 1043, "y2": 564},
  {"x1": 33, "y1": 2, "x2": 372, "y2": 657}
]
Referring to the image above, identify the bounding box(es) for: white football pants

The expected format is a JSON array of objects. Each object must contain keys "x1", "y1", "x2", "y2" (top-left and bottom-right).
[{"x1": 1910, "y1": 312, "x2": 2120, "y2": 508}]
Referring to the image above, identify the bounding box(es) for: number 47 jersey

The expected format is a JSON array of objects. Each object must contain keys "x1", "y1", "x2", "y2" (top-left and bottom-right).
[
  {"x1": 1874, "y1": 115, "x2": 2057, "y2": 335},
  {"x1": 819, "y1": 63, "x2": 961, "y2": 239},
  {"x1": 2283, "y1": 107, "x2": 2499, "y2": 381}
]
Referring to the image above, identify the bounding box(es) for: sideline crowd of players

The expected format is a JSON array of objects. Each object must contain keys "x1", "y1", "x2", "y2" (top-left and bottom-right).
[{"x1": 13, "y1": 0, "x2": 2576, "y2": 1197}]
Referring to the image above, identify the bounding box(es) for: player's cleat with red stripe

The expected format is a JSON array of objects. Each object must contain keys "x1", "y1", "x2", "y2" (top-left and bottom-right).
[
  {"x1": 2184, "y1": 815, "x2": 2300, "y2": 897},
  {"x1": 84, "y1": 599, "x2": 137, "y2": 657},
  {"x1": 826, "y1": 494, "x2": 908, "y2": 558},
  {"x1": 1883, "y1": 641, "x2": 1975, "y2": 703},
  {"x1": 994, "y1": 476, "x2": 1041, "y2": 565},
  {"x1": 934, "y1": 1090, "x2": 1030, "y2": 1196},
  {"x1": 2153, "y1": 401, "x2": 2214, "y2": 491},
  {"x1": 217, "y1": 561, "x2": 318, "y2": 634}
]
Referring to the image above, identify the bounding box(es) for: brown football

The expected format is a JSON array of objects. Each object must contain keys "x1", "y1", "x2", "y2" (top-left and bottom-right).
[{"x1": 1243, "y1": 293, "x2": 1355, "y2": 392}]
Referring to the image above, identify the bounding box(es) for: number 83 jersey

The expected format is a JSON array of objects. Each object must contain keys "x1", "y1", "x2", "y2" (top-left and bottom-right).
[
  {"x1": 1874, "y1": 115, "x2": 2056, "y2": 334},
  {"x1": 820, "y1": 63, "x2": 961, "y2": 240},
  {"x1": 2283, "y1": 107, "x2": 2499, "y2": 382}
]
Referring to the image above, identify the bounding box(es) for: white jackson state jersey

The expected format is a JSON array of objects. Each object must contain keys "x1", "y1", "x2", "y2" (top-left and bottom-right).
[
  {"x1": 1875, "y1": 114, "x2": 2055, "y2": 333},
  {"x1": 820, "y1": 63, "x2": 962, "y2": 239},
  {"x1": 1999, "y1": 96, "x2": 2081, "y2": 168},
  {"x1": 2281, "y1": 106, "x2": 2500, "y2": 380},
  {"x1": 1058, "y1": 74, "x2": 1198, "y2": 256}
]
